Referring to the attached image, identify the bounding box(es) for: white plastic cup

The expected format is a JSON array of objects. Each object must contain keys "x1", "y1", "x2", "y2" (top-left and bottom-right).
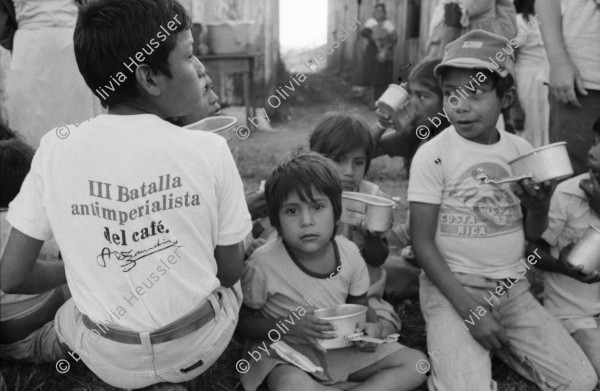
[
  {"x1": 376, "y1": 85, "x2": 410, "y2": 118},
  {"x1": 567, "y1": 225, "x2": 600, "y2": 274}
]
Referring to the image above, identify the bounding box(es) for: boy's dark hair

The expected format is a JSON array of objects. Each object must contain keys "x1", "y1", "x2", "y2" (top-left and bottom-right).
[
  {"x1": 74, "y1": 0, "x2": 192, "y2": 108},
  {"x1": 593, "y1": 117, "x2": 600, "y2": 133},
  {"x1": 265, "y1": 152, "x2": 342, "y2": 236},
  {"x1": 375, "y1": 4, "x2": 386, "y2": 12},
  {"x1": 309, "y1": 113, "x2": 374, "y2": 174},
  {"x1": 408, "y1": 59, "x2": 443, "y2": 100},
  {"x1": 514, "y1": 0, "x2": 535, "y2": 20},
  {"x1": 440, "y1": 68, "x2": 514, "y2": 98},
  {"x1": 0, "y1": 123, "x2": 16, "y2": 141},
  {"x1": 0, "y1": 139, "x2": 35, "y2": 207}
]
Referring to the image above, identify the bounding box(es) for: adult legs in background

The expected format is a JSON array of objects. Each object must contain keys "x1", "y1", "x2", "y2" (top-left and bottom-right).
[
  {"x1": 515, "y1": 66, "x2": 549, "y2": 148},
  {"x1": 549, "y1": 90, "x2": 600, "y2": 175}
]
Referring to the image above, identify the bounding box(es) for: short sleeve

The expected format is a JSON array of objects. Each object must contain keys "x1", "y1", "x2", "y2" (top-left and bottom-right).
[
  {"x1": 364, "y1": 18, "x2": 378, "y2": 29},
  {"x1": 6, "y1": 147, "x2": 52, "y2": 241},
  {"x1": 213, "y1": 138, "x2": 252, "y2": 245},
  {"x1": 540, "y1": 191, "x2": 568, "y2": 248},
  {"x1": 241, "y1": 260, "x2": 268, "y2": 310},
  {"x1": 345, "y1": 242, "x2": 370, "y2": 297},
  {"x1": 407, "y1": 143, "x2": 444, "y2": 205}
]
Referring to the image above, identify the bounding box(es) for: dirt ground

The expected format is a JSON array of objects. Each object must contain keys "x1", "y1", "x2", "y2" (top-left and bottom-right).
[{"x1": 0, "y1": 71, "x2": 539, "y2": 390}]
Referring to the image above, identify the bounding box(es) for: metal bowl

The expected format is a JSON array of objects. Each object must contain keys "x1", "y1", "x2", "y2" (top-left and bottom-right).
[
  {"x1": 509, "y1": 142, "x2": 574, "y2": 183},
  {"x1": 314, "y1": 304, "x2": 367, "y2": 350},
  {"x1": 567, "y1": 225, "x2": 600, "y2": 274},
  {"x1": 341, "y1": 192, "x2": 394, "y2": 232}
]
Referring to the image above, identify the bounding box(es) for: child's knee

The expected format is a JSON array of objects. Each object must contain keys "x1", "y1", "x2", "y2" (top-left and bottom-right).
[
  {"x1": 388, "y1": 347, "x2": 428, "y2": 370},
  {"x1": 267, "y1": 365, "x2": 312, "y2": 391}
]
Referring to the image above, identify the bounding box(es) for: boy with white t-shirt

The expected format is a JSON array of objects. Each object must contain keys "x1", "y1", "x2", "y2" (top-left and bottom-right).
[
  {"x1": 408, "y1": 30, "x2": 597, "y2": 390},
  {"x1": 0, "y1": 0, "x2": 251, "y2": 389},
  {"x1": 527, "y1": 118, "x2": 600, "y2": 383}
]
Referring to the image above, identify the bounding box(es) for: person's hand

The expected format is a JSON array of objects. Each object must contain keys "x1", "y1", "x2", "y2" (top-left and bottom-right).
[
  {"x1": 511, "y1": 178, "x2": 555, "y2": 213},
  {"x1": 357, "y1": 220, "x2": 386, "y2": 239},
  {"x1": 469, "y1": 315, "x2": 510, "y2": 351},
  {"x1": 287, "y1": 310, "x2": 337, "y2": 352},
  {"x1": 549, "y1": 58, "x2": 587, "y2": 107},
  {"x1": 375, "y1": 102, "x2": 416, "y2": 133},
  {"x1": 354, "y1": 321, "x2": 383, "y2": 352},
  {"x1": 246, "y1": 190, "x2": 267, "y2": 220},
  {"x1": 558, "y1": 243, "x2": 600, "y2": 283},
  {"x1": 580, "y1": 173, "x2": 600, "y2": 216}
]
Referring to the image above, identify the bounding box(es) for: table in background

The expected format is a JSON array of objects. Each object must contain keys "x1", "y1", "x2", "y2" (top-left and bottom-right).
[{"x1": 198, "y1": 53, "x2": 260, "y2": 128}]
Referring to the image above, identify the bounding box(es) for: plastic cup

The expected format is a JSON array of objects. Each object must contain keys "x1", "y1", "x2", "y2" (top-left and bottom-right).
[{"x1": 376, "y1": 85, "x2": 410, "y2": 118}]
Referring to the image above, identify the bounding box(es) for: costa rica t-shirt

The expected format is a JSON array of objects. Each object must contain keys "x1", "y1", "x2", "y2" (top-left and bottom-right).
[
  {"x1": 7, "y1": 114, "x2": 252, "y2": 331},
  {"x1": 408, "y1": 126, "x2": 533, "y2": 279}
]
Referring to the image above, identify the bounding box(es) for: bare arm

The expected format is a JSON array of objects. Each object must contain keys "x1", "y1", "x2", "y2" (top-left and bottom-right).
[
  {"x1": 535, "y1": 0, "x2": 587, "y2": 106},
  {"x1": 214, "y1": 241, "x2": 245, "y2": 288},
  {"x1": 411, "y1": 202, "x2": 509, "y2": 350},
  {"x1": 0, "y1": 228, "x2": 66, "y2": 294},
  {"x1": 410, "y1": 202, "x2": 479, "y2": 318},
  {"x1": 528, "y1": 241, "x2": 600, "y2": 283}
]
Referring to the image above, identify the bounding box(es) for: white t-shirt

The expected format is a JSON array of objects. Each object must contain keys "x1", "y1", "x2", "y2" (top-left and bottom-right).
[
  {"x1": 7, "y1": 114, "x2": 252, "y2": 331},
  {"x1": 541, "y1": 174, "x2": 600, "y2": 322},
  {"x1": 242, "y1": 236, "x2": 370, "y2": 322},
  {"x1": 560, "y1": 0, "x2": 600, "y2": 90},
  {"x1": 408, "y1": 126, "x2": 533, "y2": 279},
  {"x1": 0, "y1": 212, "x2": 56, "y2": 322}
]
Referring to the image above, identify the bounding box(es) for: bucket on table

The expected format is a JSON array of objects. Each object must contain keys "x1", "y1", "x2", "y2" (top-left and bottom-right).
[
  {"x1": 205, "y1": 20, "x2": 255, "y2": 54},
  {"x1": 314, "y1": 304, "x2": 367, "y2": 350},
  {"x1": 341, "y1": 192, "x2": 394, "y2": 232}
]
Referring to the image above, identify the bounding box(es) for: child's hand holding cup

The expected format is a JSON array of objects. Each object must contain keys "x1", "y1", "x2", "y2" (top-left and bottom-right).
[{"x1": 376, "y1": 85, "x2": 416, "y2": 132}]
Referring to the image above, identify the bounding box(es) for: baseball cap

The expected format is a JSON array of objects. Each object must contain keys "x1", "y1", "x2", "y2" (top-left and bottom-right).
[{"x1": 434, "y1": 29, "x2": 515, "y2": 78}]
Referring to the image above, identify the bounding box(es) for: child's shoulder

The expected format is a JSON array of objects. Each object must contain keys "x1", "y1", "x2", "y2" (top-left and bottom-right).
[
  {"x1": 245, "y1": 237, "x2": 286, "y2": 268},
  {"x1": 333, "y1": 235, "x2": 363, "y2": 260},
  {"x1": 500, "y1": 129, "x2": 533, "y2": 155},
  {"x1": 554, "y1": 173, "x2": 589, "y2": 200}
]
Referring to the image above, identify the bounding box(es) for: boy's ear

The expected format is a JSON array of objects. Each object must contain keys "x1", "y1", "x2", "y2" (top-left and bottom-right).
[
  {"x1": 134, "y1": 64, "x2": 162, "y2": 97},
  {"x1": 501, "y1": 85, "x2": 516, "y2": 110}
]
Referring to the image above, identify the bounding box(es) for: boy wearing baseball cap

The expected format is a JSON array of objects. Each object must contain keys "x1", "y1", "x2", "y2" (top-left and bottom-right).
[{"x1": 408, "y1": 29, "x2": 597, "y2": 390}]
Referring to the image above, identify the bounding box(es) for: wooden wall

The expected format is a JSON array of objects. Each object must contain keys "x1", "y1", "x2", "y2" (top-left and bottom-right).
[
  {"x1": 183, "y1": 0, "x2": 280, "y2": 101},
  {"x1": 327, "y1": 0, "x2": 438, "y2": 83}
]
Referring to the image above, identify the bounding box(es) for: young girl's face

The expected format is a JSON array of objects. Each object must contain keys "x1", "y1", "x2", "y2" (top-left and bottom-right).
[
  {"x1": 408, "y1": 81, "x2": 443, "y2": 128},
  {"x1": 330, "y1": 148, "x2": 368, "y2": 191},
  {"x1": 279, "y1": 188, "x2": 336, "y2": 257},
  {"x1": 442, "y1": 68, "x2": 513, "y2": 144}
]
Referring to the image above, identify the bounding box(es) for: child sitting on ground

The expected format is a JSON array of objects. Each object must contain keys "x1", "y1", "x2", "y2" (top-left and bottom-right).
[
  {"x1": 0, "y1": 0, "x2": 252, "y2": 389},
  {"x1": 372, "y1": 59, "x2": 450, "y2": 175},
  {"x1": 238, "y1": 152, "x2": 426, "y2": 391},
  {"x1": 309, "y1": 113, "x2": 403, "y2": 330},
  {"x1": 524, "y1": 117, "x2": 600, "y2": 383},
  {"x1": 371, "y1": 59, "x2": 450, "y2": 296},
  {"x1": 0, "y1": 135, "x2": 70, "y2": 363},
  {"x1": 409, "y1": 29, "x2": 598, "y2": 390}
]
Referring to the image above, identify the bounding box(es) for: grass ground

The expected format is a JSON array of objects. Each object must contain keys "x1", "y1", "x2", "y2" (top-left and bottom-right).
[{"x1": 0, "y1": 71, "x2": 539, "y2": 390}]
